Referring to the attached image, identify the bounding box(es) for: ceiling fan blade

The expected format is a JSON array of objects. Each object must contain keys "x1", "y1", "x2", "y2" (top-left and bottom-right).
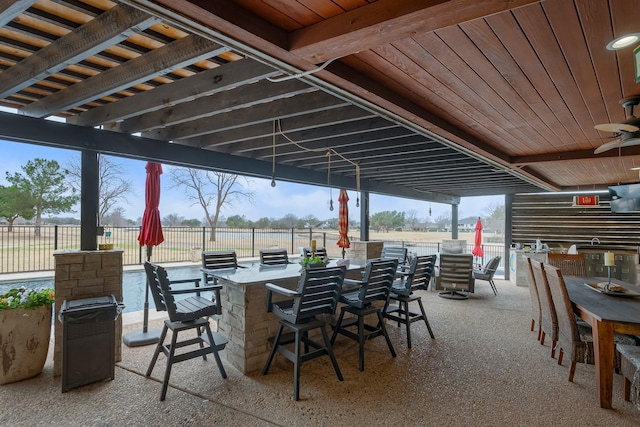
[
  {"x1": 594, "y1": 139, "x2": 624, "y2": 154},
  {"x1": 594, "y1": 123, "x2": 640, "y2": 132},
  {"x1": 621, "y1": 136, "x2": 640, "y2": 148}
]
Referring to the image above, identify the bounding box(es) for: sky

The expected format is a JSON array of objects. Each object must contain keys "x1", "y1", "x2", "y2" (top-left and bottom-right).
[{"x1": 0, "y1": 138, "x2": 503, "y2": 223}]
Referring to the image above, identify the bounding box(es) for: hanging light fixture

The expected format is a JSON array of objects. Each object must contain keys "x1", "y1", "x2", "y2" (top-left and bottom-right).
[
  {"x1": 429, "y1": 203, "x2": 432, "y2": 217},
  {"x1": 327, "y1": 150, "x2": 334, "y2": 211}
]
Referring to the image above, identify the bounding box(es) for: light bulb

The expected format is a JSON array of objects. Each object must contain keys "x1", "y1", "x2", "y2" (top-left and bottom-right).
[
  {"x1": 270, "y1": 176, "x2": 276, "y2": 187},
  {"x1": 329, "y1": 199, "x2": 334, "y2": 211}
]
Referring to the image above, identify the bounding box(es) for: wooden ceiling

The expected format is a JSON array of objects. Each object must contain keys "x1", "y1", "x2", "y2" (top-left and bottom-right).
[{"x1": 1, "y1": 0, "x2": 639, "y2": 204}]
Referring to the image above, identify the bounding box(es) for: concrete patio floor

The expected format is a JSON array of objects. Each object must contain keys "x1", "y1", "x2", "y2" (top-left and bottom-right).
[{"x1": 1, "y1": 279, "x2": 639, "y2": 426}]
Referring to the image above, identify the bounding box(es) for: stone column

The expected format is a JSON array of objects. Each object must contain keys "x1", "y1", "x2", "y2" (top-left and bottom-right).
[{"x1": 52, "y1": 249, "x2": 123, "y2": 376}]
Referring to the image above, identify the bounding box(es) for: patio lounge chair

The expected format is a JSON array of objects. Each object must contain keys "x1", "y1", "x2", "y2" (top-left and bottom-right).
[{"x1": 473, "y1": 255, "x2": 501, "y2": 295}]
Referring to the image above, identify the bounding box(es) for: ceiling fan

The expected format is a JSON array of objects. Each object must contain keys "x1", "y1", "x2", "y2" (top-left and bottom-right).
[{"x1": 594, "y1": 96, "x2": 640, "y2": 154}]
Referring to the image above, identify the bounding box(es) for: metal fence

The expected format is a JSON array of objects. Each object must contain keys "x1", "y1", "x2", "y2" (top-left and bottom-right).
[{"x1": 0, "y1": 225, "x2": 505, "y2": 275}]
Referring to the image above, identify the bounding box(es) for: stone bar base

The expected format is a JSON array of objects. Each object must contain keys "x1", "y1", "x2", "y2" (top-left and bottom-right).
[
  {"x1": 218, "y1": 268, "x2": 362, "y2": 374},
  {"x1": 53, "y1": 249, "x2": 123, "y2": 376},
  {"x1": 348, "y1": 241, "x2": 383, "y2": 266}
]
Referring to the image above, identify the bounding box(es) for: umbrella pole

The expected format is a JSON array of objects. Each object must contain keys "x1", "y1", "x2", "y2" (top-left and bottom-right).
[{"x1": 123, "y1": 246, "x2": 162, "y2": 347}]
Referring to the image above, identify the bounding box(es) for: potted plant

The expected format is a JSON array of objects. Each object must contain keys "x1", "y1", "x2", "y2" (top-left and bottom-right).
[
  {"x1": 0, "y1": 286, "x2": 55, "y2": 385},
  {"x1": 300, "y1": 255, "x2": 328, "y2": 269}
]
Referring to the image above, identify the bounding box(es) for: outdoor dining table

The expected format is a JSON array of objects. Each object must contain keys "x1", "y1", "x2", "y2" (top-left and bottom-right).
[
  {"x1": 563, "y1": 275, "x2": 640, "y2": 409},
  {"x1": 201, "y1": 259, "x2": 363, "y2": 374}
]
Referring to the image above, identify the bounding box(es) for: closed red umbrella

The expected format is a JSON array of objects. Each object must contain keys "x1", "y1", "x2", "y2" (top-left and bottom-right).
[
  {"x1": 472, "y1": 217, "x2": 484, "y2": 266},
  {"x1": 337, "y1": 189, "x2": 350, "y2": 259},
  {"x1": 124, "y1": 161, "x2": 164, "y2": 347},
  {"x1": 138, "y1": 162, "x2": 164, "y2": 253}
]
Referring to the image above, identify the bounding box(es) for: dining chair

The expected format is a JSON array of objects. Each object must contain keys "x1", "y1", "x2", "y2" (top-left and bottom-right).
[
  {"x1": 144, "y1": 262, "x2": 228, "y2": 400},
  {"x1": 383, "y1": 254, "x2": 436, "y2": 348},
  {"x1": 529, "y1": 259, "x2": 558, "y2": 358},
  {"x1": 524, "y1": 257, "x2": 542, "y2": 341},
  {"x1": 260, "y1": 248, "x2": 290, "y2": 265},
  {"x1": 331, "y1": 258, "x2": 398, "y2": 371},
  {"x1": 262, "y1": 266, "x2": 346, "y2": 401},
  {"x1": 201, "y1": 250, "x2": 241, "y2": 286},
  {"x1": 303, "y1": 246, "x2": 328, "y2": 259},
  {"x1": 544, "y1": 265, "x2": 638, "y2": 382},
  {"x1": 616, "y1": 344, "x2": 640, "y2": 406},
  {"x1": 546, "y1": 253, "x2": 587, "y2": 277},
  {"x1": 472, "y1": 255, "x2": 501, "y2": 295},
  {"x1": 381, "y1": 246, "x2": 408, "y2": 265}
]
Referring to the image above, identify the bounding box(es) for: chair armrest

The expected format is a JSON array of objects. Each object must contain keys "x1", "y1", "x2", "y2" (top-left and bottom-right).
[
  {"x1": 265, "y1": 283, "x2": 300, "y2": 312},
  {"x1": 343, "y1": 278, "x2": 363, "y2": 286},
  {"x1": 169, "y1": 278, "x2": 201, "y2": 286},
  {"x1": 167, "y1": 285, "x2": 222, "y2": 295}
]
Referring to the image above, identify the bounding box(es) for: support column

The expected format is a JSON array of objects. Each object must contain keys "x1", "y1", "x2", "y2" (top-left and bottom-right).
[
  {"x1": 359, "y1": 190, "x2": 369, "y2": 242},
  {"x1": 504, "y1": 194, "x2": 514, "y2": 281},
  {"x1": 80, "y1": 150, "x2": 99, "y2": 251},
  {"x1": 451, "y1": 203, "x2": 459, "y2": 239}
]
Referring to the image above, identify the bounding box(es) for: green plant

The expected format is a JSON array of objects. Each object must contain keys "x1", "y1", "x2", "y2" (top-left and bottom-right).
[
  {"x1": 300, "y1": 255, "x2": 326, "y2": 266},
  {"x1": 0, "y1": 287, "x2": 55, "y2": 311}
]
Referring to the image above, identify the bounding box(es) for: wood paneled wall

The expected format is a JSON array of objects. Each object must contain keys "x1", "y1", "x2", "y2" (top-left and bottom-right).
[{"x1": 511, "y1": 193, "x2": 640, "y2": 247}]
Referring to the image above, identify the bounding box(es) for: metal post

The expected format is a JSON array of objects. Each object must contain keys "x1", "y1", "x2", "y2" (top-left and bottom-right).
[
  {"x1": 504, "y1": 194, "x2": 514, "y2": 281},
  {"x1": 451, "y1": 203, "x2": 459, "y2": 240},
  {"x1": 359, "y1": 191, "x2": 370, "y2": 241},
  {"x1": 80, "y1": 150, "x2": 99, "y2": 251},
  {"x1": 54, "y1": 225, "x2": 58, "y2": 250}
]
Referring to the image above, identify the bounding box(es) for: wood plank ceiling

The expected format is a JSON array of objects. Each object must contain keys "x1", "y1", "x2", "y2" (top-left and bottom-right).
[{"x1": 0, "y1": 0, "x2": 639, "y2": 204}]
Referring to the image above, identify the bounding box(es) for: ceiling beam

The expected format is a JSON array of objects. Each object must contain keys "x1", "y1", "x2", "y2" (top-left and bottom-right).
[
  {"x1": 289, "y1": 0, "x2": 543, "y2": 63},
  {"x1": 20, "y1": 34, "x2": 228, "y2": 118},
  {"x1": 0, "y1": 0, "x2": 36, "y2": 27},
  {"x1": 0, "y1": 111, "x2": 459, "y2": 204},
  {"x1": 144, "y1": 91, "x2": 349, "y2": 141},
  {"x1": 186, "y1": 105, "x2": 375, "y2": 148},
  {"x1": 0, "y1": 4, "x2": 158, "y2": 99},
  {"x1": 116, "y1": 77, "x2": 314, "y2": 133},
  {"x1": 72, "y1": 58, "x2": 279, "y2": 127},
  {"x1": 511, "y1": 146, "x2": 640, "y2": 165}
]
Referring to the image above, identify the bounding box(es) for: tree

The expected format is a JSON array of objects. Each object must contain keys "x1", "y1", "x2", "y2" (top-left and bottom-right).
[
  {"x1": 162, "y1": 213, "x2": 184, "y2": 227},
  {"x1": 0, "y1": 185, "x2": 35, "y2": 231},
  {"x1": 5, "y1": 158, "x2": 78, "y2": 236},
  {"x1": 67, "y1": 154, "x2": 134, "y2": 224},
  {"x1": 434, "y1": 213, "x2": 451, "y2": 232},
  {"x1": 370, "y1": 210, "x2": 404, "y2": 232},
  {"x1": 483, "y1": 203, "x2": 505, "y2": 241},
  {"x1": 181, "y1": 218, "x2": 201, "y2": 227},
  {"x1": 169, "y1": 168, "x2": 254, "y2": 241},
  {"x1": 226, "y1": 214, "x2": 247, "y2": 228},
  {"x1": 102, "y1": 207, "x2": 129, "y2": 227},
  {"x1": 404, "y1": 209, "x2": 419, "y2": 230}
]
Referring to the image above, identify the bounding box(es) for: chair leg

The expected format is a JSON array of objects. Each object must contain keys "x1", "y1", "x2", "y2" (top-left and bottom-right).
[
  {"x1": 557, "y1": 348, "x2": 564, "y2": 365},
  {"x1": 293, "y1": 329, "x2": 301, "y2": 401},
  {"x1": 160, "y1": 328, "x2": 180, "y2": 401},
  {"x1": 568, "y1": 361, "x2": 576, "y2": 382},
  {"x1": 146, "y1": 324, "x2": 168, "y2": 377},
  {"x1": 530, "y1": 319, "x2": 535, "y2": 332},
  {"x1": 402, "y1": 300, "x2": 412, "y2": 349},
  {"x1": 262, "y1": 324, "x2": 284, "y2": 375},
  {"x1": 623, "y1": 377, "x2": 632, "y2": 401},
  {"x1": 330, "y1": 308, "x2": 347, "y2": 345},
  {"x1": 540, "y1": 330, "x2": 546, "y2": 346},
  {"x1": 417, "y1": 298, "x2": 435, "y2": 339},
  {"x1": 550, "y1": 340, "x2": 557, "y2": 359},
  {"x1": 204, "y1": 323, "x2": 227, "y2": 378},
  {"x1": 537, "y1": 325, "x2": 542, "y2": 341},
  {"x1": 490, "y1": 279, "x2": 497, "y2": 295},
  {"x1": 376, "y1": 311, "x2": 396, "y2": 359},
  {"x1": 197, "y1": 325, "x2": 207, "y2": 361},
  {"x1": 320, "y1": 324, "x2": 343, "y2": 381},
  {"x1": 358, "y1": 313, "x2": 366, "y2": 372}
]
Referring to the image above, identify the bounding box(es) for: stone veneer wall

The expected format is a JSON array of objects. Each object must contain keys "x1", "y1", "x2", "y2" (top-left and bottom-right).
[
  {"x1": 348, "y1": 241, "x2": 384, "y2": 266},
  {"x1": 52, "y1": 249, "x2": 123, "y2": 376}
]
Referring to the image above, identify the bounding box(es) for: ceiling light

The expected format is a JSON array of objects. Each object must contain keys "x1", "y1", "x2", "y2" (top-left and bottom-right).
[{"x1": 606, "y1": 33, "x2": 640, "y2": 50}]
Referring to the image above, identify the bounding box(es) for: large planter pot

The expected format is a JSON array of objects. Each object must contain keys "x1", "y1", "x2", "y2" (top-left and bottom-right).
[{"x1": 0, "y1": 305, "x2": 52, "y2": 385}]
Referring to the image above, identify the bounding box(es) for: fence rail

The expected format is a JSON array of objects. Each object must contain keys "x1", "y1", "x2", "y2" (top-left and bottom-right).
[{"x1": 0, "y1": 225, "x2": 504, "y2": 275}]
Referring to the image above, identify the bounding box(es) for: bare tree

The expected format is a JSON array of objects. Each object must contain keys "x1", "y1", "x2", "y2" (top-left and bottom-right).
[
  {"x1": 67, "y1": 154, "x2": 134, "y2": 224},
  {"x1": 162, "y1": 213, "x2": 184, "y2": 227},
  {"x1": 169, "y1": 168, "x2": 254, "y2": 241},
  {"x1": 404, "y1": 209, "x2": 419, "y2": 230}
]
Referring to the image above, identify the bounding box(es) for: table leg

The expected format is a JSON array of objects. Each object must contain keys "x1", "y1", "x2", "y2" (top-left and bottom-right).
[{"x1": 592, "y1": 320, "x2": 614, "y2": 409}]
